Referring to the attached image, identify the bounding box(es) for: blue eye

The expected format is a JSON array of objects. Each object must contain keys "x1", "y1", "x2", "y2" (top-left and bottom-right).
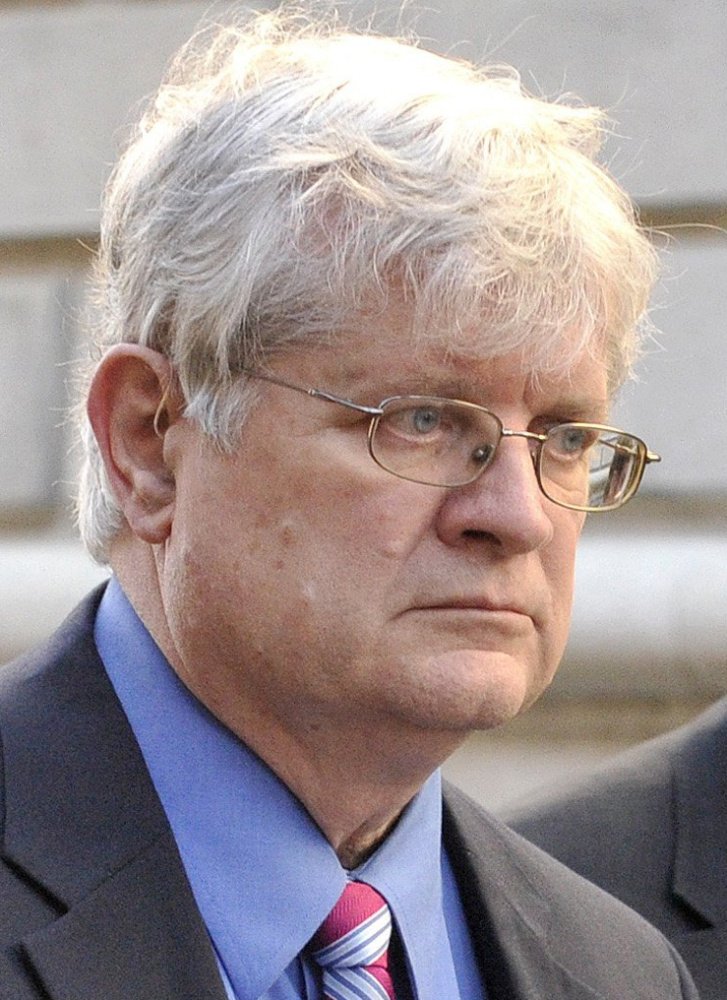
[
  {"x1": 410, "y1": 407, "x2": 441, "y2": 434},
  {"x1": 551, "y1": 425, "x2": 595, "y2": 457},
  {"x1": 562, "y1": 428, "x2": 588, "y2": 452}
]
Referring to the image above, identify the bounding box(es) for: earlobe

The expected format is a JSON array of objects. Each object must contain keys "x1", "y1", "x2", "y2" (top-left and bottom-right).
[{"x1": 87, "y1": 345, "x2": 180, "y2": 545}]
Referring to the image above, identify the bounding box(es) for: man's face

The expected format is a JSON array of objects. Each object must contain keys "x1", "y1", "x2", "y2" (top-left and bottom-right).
[{"x1": 159, "y1": 319, "x2": 608, "y2": 756}]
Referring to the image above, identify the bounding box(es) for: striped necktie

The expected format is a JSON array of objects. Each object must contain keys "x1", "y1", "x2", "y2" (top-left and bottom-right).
[{"x1": 311, "y1": 881, "x2": 397, "y2": 1000}]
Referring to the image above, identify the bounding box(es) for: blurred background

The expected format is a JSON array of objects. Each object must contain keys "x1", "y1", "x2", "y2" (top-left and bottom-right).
[{"x1": 1, "y1": 0, "x2": 725, "y2": 811}]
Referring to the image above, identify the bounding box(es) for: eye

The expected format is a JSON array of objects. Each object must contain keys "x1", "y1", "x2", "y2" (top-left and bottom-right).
[
  {"x1": 562, "y1": 427, "x2": 589, "y2": 453},
  {"x1": 409, "y1": 407, "x2": 442, "y2": 434},
  {"x1": 548, "y1": 424, "x2": 598, "y2": 460},
  {"x1": 384, "y1": 403, "x2": 447, "y2": 440}
]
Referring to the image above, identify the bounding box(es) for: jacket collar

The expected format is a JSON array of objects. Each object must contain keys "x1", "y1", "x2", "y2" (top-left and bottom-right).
[
  {"x1": 0, "y1": 587, "x2": 227, "y2": 1000},
  {"x1": 442, "y1": 783, "x2": 604, "y2": 1000},
  {"x1": 441, "y1": 783, "x2": 702, "y2": 1000}
]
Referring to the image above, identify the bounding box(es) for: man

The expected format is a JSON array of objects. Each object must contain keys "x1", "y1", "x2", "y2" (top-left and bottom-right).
[
  {"x1": 505, "y1": 697, "x2": 727, "y2": 1000},
  {"x1": 0, "y1": 8, "x2": 696, "y2": 999}
]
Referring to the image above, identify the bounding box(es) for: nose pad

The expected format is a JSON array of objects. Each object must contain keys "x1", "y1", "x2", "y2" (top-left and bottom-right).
[
  {"x1": 470, "y1": 442, "x2": 496, "y2": 470},
  {"x1": 527, "y1": 438, "x2": 542, "y2": 478},
  {"x1": 437, "y1": 434, "x2": 555, "y2": 553}
]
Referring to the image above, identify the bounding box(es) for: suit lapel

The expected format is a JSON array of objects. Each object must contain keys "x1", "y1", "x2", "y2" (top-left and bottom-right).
[
  {"x1": 1, "y1": 589, "x2": 226, "y2": 1000},
  {"x1": 442, "y1": 785, "x2": 603, "y2": 1000},
  {"x1": 21, "y1": 832, "x2": 228, "y2": 1000}
]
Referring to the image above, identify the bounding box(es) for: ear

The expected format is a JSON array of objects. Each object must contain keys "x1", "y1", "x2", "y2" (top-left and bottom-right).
[{"x1": 87, "y1": 344, "x2": 181, "y2": 545}]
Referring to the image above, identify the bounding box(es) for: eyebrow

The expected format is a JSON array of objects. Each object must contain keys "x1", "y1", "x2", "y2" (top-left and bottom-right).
[
  {"x1": 330, "y1": 365, "x2": 611, "y2": 418},
  {"x1": 547, "y1": 396, "x2": 611, "y2": 420},
  {"x1": 368, "y1": 380, "x2": 610, "y2": 418},
  {"x1": 345, "y1": 369, "x2": 474, "y2": 400}
]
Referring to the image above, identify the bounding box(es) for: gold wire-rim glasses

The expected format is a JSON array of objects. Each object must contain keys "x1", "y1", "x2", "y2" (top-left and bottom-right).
[{"x1": 242, "y1": 369, "x2": 661, "y2": 513}]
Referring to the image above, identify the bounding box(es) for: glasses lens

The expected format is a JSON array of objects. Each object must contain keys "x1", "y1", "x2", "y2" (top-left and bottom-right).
[
  {"x1": 541, "y1": 424, "x2": 645, "y2": 510},
  {"x1": 370, "y1": 397, "x2": 502, "y2": 487}
]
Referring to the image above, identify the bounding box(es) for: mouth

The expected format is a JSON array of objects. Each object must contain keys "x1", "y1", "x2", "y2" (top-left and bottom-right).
[
  {"x1": 406, "y1": 599, "x2": 537, "y2": 631},
  {"x1": 401, "y1": 603, "x2": 537, "y2": 648},
  {"x1": 415, "y1": 596, "x2": 530, "y2": 615}
]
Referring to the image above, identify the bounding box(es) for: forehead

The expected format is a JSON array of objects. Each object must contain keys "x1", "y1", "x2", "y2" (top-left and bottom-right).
[{"x1": 287, "y1": 315, "x2": 610, "y2": 409}]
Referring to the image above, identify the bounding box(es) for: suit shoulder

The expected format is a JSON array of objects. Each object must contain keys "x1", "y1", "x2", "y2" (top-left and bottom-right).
[
  {"x1": 504, "y1": 698, "x2": 727, "y2": 832},
  {"x1": 0, "y1": 586, "x2": 108, "y2": 825},
  {"x1": 501, "y1": 737, "x2": 674, "y2": 852},
  {"x1": 499, "y1": 701, "x2": 727, "y2": 871},
  {"x1": 0, "y1": 586, "x2": 106, "y2": 701}
]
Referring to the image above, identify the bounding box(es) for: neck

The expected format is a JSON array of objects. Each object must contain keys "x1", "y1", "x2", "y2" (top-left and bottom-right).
[
  {"x1": 335, "y1": 817, "x2": 402, "y2": 870},
  {"x1": 170, "y1": 656, "x2": 458, "y2": 866},
  {"x1": 109, "y1": 544, "x2": 464, "y2": 867},
  {"x1": 227, "y1": 713, "x2": 459, "y2": 868}
]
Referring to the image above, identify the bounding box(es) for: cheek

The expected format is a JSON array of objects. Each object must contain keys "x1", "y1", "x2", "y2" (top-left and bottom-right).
[
  {"x1": 168, "y1": 441, "x2": 442, "y2": 660},
  {"x1": 542, "y1": 519, "x2": 583, "y2": 645},
  {"x1": 263, "y1": 503, "x2": 417, "y2": 607},
  {"x1": 277, "y1": 474, "x2": 438, "y2": 571}
]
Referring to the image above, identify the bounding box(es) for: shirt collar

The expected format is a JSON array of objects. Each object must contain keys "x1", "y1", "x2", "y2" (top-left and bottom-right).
[
  {"x1": 95, "y1": 577, "x2": 459, "y2": 1000},
  {"x1": 353, "y1": 780, "x2": 456, "y2": 998}
]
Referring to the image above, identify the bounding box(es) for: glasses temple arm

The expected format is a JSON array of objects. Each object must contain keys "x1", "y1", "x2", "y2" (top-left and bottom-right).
[{"x1": 242, "y1": 369, "x2": 383, "y2": 416}]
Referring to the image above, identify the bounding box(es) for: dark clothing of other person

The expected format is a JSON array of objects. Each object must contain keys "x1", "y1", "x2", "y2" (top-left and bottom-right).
[{"x1": 505, "y1": 697, "x2": 727, "y2": 1000}]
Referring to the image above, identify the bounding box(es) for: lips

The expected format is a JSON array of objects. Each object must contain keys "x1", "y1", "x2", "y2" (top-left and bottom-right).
[{"x1": 411, "y1": 597, "x2": 533, "y2": 618}]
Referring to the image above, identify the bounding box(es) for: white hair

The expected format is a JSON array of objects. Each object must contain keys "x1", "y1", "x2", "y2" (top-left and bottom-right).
[{"x1": 77, "y1": 5, "x2": 658, "y2": 562}]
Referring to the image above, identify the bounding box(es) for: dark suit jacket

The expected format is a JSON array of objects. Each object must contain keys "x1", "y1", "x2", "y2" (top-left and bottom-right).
[
  {"x1": 0, "y1": 589, "x2": 699, "y2": 999},
  {"x1": 505, "y1": 700, "x2": 727, "y2": 1000}
]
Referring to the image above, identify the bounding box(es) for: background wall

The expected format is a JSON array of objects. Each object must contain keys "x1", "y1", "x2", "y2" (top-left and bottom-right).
[{"x1": 2, "y1": 0, "x2": 725, "y2": 810}]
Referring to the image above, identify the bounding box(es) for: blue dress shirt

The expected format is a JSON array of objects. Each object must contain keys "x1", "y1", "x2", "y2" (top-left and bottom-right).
[{"x1": 95, "y1": 578, "x2": 486, "y2": 1000}]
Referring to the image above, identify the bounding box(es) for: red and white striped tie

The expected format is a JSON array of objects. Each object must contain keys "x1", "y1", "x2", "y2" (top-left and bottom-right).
[{"x1": 311, "y1": 881, "x2": 397, "y2": 1000}]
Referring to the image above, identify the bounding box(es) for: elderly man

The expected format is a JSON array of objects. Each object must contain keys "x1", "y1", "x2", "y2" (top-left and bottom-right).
[{"x1": 0, "y1": 8, "x2": 695, "y2": 1000}]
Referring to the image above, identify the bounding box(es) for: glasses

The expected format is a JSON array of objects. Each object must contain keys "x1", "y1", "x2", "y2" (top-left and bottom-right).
[{"x1": 244, "y1": 370, "x2": 661, "y2": 512}]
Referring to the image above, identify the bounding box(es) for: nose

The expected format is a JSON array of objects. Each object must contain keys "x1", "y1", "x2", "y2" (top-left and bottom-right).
[{"x1": 435, "y1": 435, "x2": 556, "y2": 554}]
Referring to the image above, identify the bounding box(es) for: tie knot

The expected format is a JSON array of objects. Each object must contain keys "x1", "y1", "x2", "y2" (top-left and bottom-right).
[{"x1": 312, "y1": 881, "x2": 396, "y2": 999}]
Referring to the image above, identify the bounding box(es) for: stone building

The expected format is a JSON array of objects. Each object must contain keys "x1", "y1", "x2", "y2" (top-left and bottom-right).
[{"x1": 1, "y1": 0, "x2": 725, "y2": 807}]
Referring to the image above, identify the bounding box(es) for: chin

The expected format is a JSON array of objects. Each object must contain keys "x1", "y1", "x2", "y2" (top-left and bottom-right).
[{"x1": 400, "y1": 648, "x2": 548, "y2": 734}]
